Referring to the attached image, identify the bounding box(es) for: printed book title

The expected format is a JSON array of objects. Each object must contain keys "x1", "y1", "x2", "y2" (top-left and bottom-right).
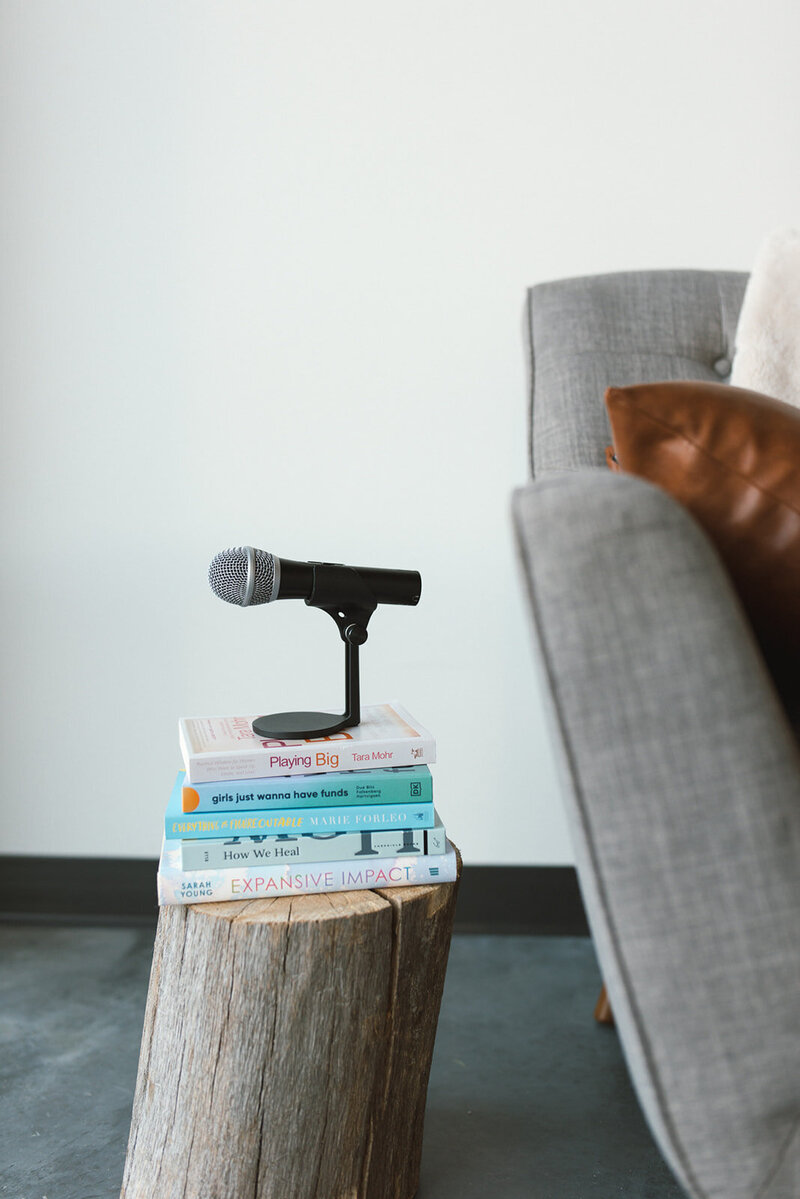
[
  {"x1": 229, "y1": 864, "x2": 415, "y2": 895},
  {"x1": 208, "y1": 786, "x2": 350, "y2": 806},
  {"x1": 267, "y1": 749, "x2": 395, "y2": 770}
]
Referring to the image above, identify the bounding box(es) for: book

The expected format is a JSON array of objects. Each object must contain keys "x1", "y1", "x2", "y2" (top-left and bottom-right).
[
  {"x1": 178, "y1": 701, "x2": 435, "y2": 784},
  {"x1": 180, "y1": 809, "x2": 448, "y2": 869},
  {"x1": 157, "y1": 835, "x2": 458, "y2": 905},
  {"x1": 165, "y1": 772, "x2": 435, "y2": 840},
  {"x1": 180, "y1": 764, "x2": 432, "y2": 813}
]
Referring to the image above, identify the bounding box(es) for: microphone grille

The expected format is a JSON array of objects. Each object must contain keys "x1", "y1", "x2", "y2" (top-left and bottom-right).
[{"x1": 208, "y1": 547, "x2": 277, "y2": 606}]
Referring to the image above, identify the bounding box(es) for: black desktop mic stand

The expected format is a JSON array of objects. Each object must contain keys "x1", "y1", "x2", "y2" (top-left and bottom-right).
[{"x1": 251, "y1": 564, "x2": 378, "y2": 740}]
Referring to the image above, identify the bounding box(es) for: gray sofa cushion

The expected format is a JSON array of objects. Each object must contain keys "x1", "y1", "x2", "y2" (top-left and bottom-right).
[
  {"x1": 513, "y1": 470, "x2": 800, "y2": 1199},
  {"x1": 528, "y1": 270, "x2": 747, "y2": 476}
]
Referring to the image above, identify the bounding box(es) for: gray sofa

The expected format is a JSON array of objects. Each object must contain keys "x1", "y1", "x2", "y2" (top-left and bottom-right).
[{"x1": 512, "y1": 271, "x2": 800, "y2": 1199}]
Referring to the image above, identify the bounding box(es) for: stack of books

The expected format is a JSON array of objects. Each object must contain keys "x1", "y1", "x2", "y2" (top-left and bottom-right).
[{"x1": 157, "y1": 701, "x2": 458, "y2": 904}]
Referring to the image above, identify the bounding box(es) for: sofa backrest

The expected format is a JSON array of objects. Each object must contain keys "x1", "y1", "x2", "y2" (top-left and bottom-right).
[{"x1": 527, "y1": 269, "x2": 748, "y2": 477}]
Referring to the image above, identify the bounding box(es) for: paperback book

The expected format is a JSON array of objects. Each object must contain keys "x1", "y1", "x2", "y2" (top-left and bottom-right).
[
  {"x1": 178, "y1": 701, "x2": 435, "y2": 783},
  {"x1": 165, "y1": 772, "x2": 435, "y2": 840},
  {"x1": 158, "y1": 834, "x2": 459, "y2": 905},
  {"x1": 180, "y1": 809, "x2": 448, "y2": 870},
  {"x1": 180, "y1": 764, "x2": 432, "y2": 813}
]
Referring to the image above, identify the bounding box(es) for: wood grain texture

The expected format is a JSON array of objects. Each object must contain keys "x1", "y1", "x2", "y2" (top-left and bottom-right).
[
  {"x1": 363, "y1": 878, "x2": 461, "y2": 1199},
  {"x1": 121, "y1": 859, "x2": 460, "y2": 1199}
]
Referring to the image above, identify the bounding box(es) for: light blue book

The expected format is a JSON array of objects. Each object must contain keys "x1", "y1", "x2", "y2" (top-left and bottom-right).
[
  {"x1": 180, "y1": 764, "x2": 432, "y2": 814},
  {"x1": 164, "y1": 772, "x2": 435, "y2": 841},
  {"x1": 179, "y1": 810, "x2": 448, "y2": 870}
]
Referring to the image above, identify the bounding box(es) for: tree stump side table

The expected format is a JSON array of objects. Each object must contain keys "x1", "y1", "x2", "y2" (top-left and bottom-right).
[{"x1": 121, "y1": 856, "x2": 460, "y2": 1199}]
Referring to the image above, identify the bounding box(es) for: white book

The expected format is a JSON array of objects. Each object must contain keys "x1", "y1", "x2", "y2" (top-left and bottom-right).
[
  {"x1": 157, "y1": 835, "x2": 458, "y2": 905},
  {"x1": 178, "y1": 701, "x2": 436, "y2": 784}
]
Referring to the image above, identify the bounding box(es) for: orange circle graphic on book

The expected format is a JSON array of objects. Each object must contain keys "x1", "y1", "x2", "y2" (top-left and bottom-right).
[{"x1": 182, "y1": 787, "x2": 200, "y2": 813}]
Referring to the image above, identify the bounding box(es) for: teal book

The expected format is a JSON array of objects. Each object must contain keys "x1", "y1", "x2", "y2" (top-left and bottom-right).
[
  {"x1": 180, "y1": 764, "x2": 432, "y2": 815},
  {"x1": 164, "y1": 772, "x2": 435, "y2": 841}
]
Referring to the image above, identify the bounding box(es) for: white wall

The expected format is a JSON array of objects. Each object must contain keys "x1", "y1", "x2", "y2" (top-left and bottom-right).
[{"x1": 2, "y1": 0, "x2": 799, "y2": 863}]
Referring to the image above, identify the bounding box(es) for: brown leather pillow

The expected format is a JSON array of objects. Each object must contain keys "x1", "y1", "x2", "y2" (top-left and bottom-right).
[{"x1": 605, "y1": 380, "x2": 800, "y2": 676}]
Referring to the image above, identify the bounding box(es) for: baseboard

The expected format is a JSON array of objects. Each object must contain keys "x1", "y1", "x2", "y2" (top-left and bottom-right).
[
  {"x1": 0, "y1": 856, "x2": 589, "y2": 935},
  {"x1": 455, "y1": 865, "x2": 588, "y2": 935}
]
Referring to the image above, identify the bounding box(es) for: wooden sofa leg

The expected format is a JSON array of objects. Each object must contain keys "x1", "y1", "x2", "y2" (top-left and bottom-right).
[{"x1": 594, "y1": 983, "x2": 615, "y2": 1026}]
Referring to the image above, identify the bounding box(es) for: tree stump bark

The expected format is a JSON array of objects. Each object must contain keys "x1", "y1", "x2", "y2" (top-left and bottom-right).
[{"x1": 121, "y1": 858, "x2": 460, "y2": 1199}]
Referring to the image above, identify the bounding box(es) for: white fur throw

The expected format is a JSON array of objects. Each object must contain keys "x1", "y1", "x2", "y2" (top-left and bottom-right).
[{"x1": 730, "y1": 226, "x2": 800, "y2": 407}]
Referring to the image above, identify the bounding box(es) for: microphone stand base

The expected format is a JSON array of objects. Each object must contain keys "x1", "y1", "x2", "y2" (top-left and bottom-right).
[
  {"x1": 252, "y1": 591, "x2": 371, "y2": 741},
  {"x1": 251, "y1": 711, "x2": 353, "y2": 740}
]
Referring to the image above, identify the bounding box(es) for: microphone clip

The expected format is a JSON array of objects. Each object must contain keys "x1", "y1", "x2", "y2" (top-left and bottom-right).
[{"x1": 251, "y1": 564, "x2": 378, "y2": 740}]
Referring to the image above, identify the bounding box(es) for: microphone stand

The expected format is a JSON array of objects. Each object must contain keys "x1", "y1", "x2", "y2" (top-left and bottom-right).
[{"x1": 251, "y1": 564, "x2": 377, "y2": 740}]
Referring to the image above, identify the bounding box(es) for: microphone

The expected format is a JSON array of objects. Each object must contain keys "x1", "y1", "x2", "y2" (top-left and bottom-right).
[
  {"x1": 208, "y1": 546, "x2": 422, "y2": 739},
  {"x1": 209, "y1": 547, "x2": 421, "y2": 609}
]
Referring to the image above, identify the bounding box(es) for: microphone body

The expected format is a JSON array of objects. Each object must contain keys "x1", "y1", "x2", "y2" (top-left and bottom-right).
[
  {"x1": 277, "y1": 558, "x2": 421, "y2": 606},
  {"x1": 209, "y1": 548, "x2": 421, "y2": 609}
]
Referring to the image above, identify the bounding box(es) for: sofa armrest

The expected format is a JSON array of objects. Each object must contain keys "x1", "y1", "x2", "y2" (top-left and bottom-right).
[{"x1": 512, "y1": 469, "x2": 800, "y2": 1199}]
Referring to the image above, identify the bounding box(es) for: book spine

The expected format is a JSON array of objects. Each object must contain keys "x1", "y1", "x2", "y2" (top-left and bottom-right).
[
  {"x1": 158, "y1": 842, "x2": 458, "y2": 905},
  {"x1": 182, "y1": 736, "x2": 436, "y2": 784},
  {"x1": 180, "y1": 818, "x2": 448, "y2": 870},
  {"x1": 166, "y1": 800, "x2": 435, "y2": 841},
  {"x1": 181, "y1": 766, "x2": 432, "y2": 814}
]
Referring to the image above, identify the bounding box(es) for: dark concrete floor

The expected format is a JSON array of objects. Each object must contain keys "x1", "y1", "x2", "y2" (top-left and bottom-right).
[{"x1": 0, "y1": 924, "x2": 683, "y2": 1199}]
